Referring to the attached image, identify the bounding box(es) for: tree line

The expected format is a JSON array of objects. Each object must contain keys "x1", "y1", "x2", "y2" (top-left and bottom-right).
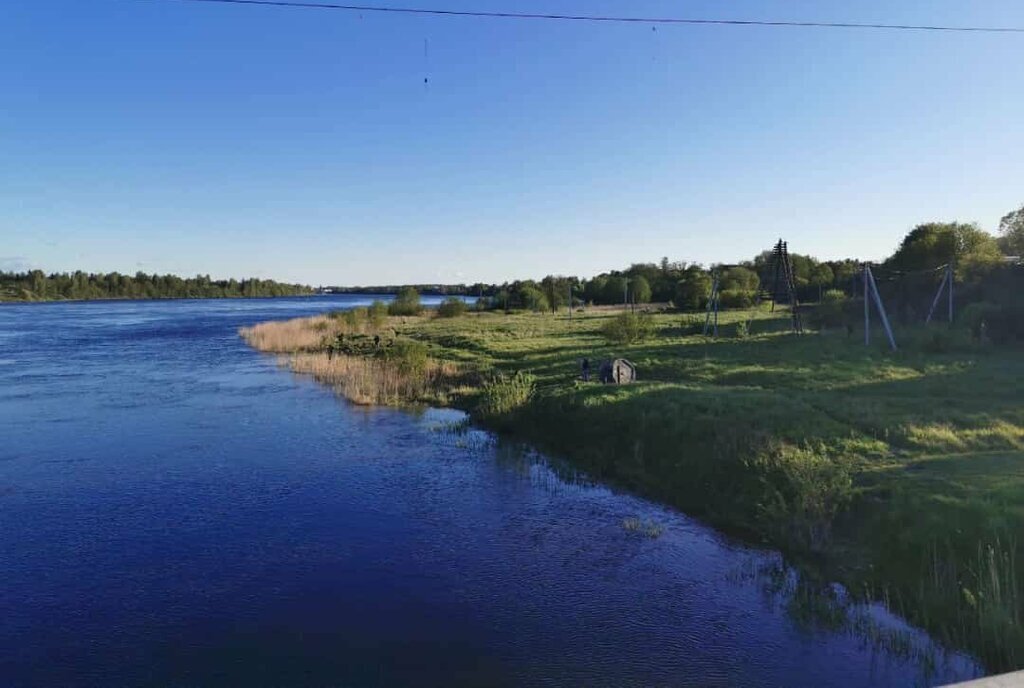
[
  {"x1": 0, "y1": 270, "x2": 314, "y2": 301},
  {"x1": 6, "y1": 202, "x2": 1021, "y2": 312},
  {"x1": 469, "y1": 202, "x2": 1023, "y2": 318}
]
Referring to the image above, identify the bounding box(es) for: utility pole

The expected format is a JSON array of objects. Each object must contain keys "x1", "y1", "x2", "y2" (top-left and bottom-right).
[
  {"x1": 703, "y1": 273, "x2": 721, "y2": 337},
  {"x1": 863, "y1": 264, "x2": 870, "y2": 346},
  {"x1": 948, "y1": 263, "x2": 954, "y2": 323},
  {"x1": 865, "y1": 265, "x2": 897, "y2": 351}
]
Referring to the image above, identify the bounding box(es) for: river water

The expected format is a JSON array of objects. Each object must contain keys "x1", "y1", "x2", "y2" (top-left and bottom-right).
[{"x1": 0, "y1": 296, "x2": 979, "y2": 686}]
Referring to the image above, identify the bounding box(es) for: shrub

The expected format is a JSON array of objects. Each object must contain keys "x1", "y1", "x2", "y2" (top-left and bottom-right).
[
  {"x1": 437, "y1": 297, "x2": 468, "y2": 318},
  {"x1": 368, "y1": 300, "x2": 389, "y2": 328},
  {"x1": 734, "y1": 320, "x2": 749, "y2": 339},
  {"x1": 477, "y1": 371, "x2": 536, "y2": 417},
  {"x1": 601, "y1": 311, "x2": 656, "y2": 344},
  {"x1": 343, "y1": 307, "x2": 368, "y2": 329},
  {"x1": 382, "y1": 339, "x2": 429, "y2": 378},
  {"x1": 748, "y1": 443, "x2": 853, "y2": 552},
  {"x1": 718, "y1": 289, "x2": 756, "y2": 309},
  {"x1": 388, "y1": 287, "x2": 422, "y2": 316}
]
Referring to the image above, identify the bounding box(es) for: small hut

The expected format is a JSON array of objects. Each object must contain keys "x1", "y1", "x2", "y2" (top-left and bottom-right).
[{"x1": 599, "y1": 358, "x2": 637, "y2": 385}]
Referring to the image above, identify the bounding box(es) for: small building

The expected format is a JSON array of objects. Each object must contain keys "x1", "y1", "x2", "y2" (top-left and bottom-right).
[{"x1": 599, "y1": 358, "x2": 637, "y2": 384}]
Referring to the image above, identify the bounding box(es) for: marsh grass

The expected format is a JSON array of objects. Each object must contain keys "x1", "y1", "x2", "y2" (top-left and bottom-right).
[
  {"x1": 477, "y1": 371, "x2": 536, "y2": 417},
  {"x1": 289, "y1": 351, "x2": 463, "y2": 405},
  {"x1": 243, "y1": 312, "x2": 466, "y2": 405},
  {"x1": 239, "y1": 315, "x2": 334, "y2": 352},
  {"x1": 622, "y1": 517, "x2": 665, "y2": 538}
]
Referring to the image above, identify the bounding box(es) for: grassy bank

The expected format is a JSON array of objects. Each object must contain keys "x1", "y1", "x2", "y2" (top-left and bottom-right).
[{"x1": 241, "y1": 305, "x2": 1024, "y2": 672}]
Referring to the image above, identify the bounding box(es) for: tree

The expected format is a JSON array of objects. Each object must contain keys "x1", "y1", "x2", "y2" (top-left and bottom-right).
[
  {"x1": 998, "y1": 203, "x2": 1024, "y2": 256},
  {"x1": 540, "y1": 275, "x2": 572, "y2": 313},
  {"x1": 720, "y1": 266, "x2": 759, "y2": 293},
  {"x1": 603, "y1": 276, "x2": 628, "y2": 305},
  {"x1": 519, "y1": 284, "x2": 549, "y2": 312},
  {"x1": 889, "y1": 222, "x2": 1002, "y2": 278},
  {"x1": 673, "y1": 267, "x2": 711, "y2": 311},
  {"x1": 388, "y1": 286, "x2": 422, "y2": 315},
  {"x1": 810, "y1": 263, "x2": 834, "y2": 301},
  {"x1": 631, "y1": 275, "x2": 652, "y2": 304}
]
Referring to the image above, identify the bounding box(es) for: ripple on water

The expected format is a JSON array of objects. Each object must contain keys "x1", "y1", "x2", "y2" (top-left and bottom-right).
[{"x1": 0, "y1": 297, "x2": 983, "y2": 687}]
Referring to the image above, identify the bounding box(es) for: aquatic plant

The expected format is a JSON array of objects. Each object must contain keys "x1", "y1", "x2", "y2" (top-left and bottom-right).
[
  {"x1": 476, "y1": 371, "x2": 536, "y2": 417},
  {"x1": 622, "y1": 517, "x2": 664, "y2": 538}
]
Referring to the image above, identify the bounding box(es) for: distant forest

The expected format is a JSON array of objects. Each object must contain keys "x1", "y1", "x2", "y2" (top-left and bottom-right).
[
  {"x1": 1, "y1": 270, "x2": 314, "y2": 302},
  {"x1": 7, "y1": 203, "x2": 1022, "y2": 309}
]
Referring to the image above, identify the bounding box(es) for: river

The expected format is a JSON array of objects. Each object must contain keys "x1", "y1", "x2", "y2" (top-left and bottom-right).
[{"x1": 0, "y1": 296, "x2": 979, "y2": 686}]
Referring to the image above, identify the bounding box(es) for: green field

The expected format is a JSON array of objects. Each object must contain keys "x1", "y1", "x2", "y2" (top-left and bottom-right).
[
  {"x1": 374, "y1": 305, "x2": 1024, "y2": 671},
  {"x1": 246, "y1": 303, "x2": 1024, "y2": 671}
]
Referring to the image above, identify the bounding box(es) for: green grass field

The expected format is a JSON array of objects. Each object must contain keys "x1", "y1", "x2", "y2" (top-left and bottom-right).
[
  {"x1": 244, "y1": 303, "x2": 1024, "y2": 670},
  {"x1": 378, "y1": 305, "x2": 1024, "y2": 671}
]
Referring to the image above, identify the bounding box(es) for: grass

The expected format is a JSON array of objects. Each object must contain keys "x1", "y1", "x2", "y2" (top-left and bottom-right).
[{"x1": 242, "y1": 303, "x2": 1024, "y2": 672}]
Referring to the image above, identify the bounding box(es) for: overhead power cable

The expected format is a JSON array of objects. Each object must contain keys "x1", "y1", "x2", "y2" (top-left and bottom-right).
[{"x1": 148, "y1": 0, "x2": 1024, "y2": 34}]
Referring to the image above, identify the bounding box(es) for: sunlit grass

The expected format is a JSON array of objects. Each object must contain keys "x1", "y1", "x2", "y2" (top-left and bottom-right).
[{"x1": 242, "y1": 304, "x2": 1024, "y2": 670}]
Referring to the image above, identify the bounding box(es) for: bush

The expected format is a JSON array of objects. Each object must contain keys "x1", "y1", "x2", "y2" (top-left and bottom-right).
[
  {"x1": 718, "y1": 289, "x2": 756, "y2": 309},
  {"x1": 368, "y1": 300, "x2": 389, "y2": 328},
  {"x1": 382, "y1": 339, "x2": 429, "y2": 377},
  {"x1": 601, "y1": 311, "x2": 656, "y2": 344},
  {"x1": 437, "y1": 297, "x2": 468, "y2": 318},
  {"x1": 748, "y1": 443, "x2": 853, "y2": 552},
  {"x1": 734, "y1": 320, "x2": 749, "y2": 339},
  {"x1": 388, "y1": 287, "x2": 421, "y2": 316},
  {"x1": 477, "y1": 371, "x2": 536, "y2": 416},
  {"x1": 343, "y1": 307, "x2": 368, "y2": 329}
]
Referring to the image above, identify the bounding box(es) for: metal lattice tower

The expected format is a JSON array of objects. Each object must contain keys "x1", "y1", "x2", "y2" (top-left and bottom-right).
[{"x1": 767, "y1": 239, "x2": 803, "y2": 334}]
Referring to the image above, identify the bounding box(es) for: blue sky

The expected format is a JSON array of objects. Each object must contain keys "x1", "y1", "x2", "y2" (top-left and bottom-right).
[{"x1": 3, "y1": 1, "x2": 1024, "y2": 285}]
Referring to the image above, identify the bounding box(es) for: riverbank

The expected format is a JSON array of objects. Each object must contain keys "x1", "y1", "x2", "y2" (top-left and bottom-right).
[{"x1": 241, "y1": 305, "x2": 1024, "y2": 673}]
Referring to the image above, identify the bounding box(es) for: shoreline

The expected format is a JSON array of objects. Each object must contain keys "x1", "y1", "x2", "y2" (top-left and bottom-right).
[{"x1": 240, "y1": 305, "x2": 1024, "y2": 673}]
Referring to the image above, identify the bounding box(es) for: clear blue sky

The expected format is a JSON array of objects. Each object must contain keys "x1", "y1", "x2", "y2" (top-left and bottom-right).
[{"x1": 3, "y1": 1, "x2": 1024, "y2": 285}]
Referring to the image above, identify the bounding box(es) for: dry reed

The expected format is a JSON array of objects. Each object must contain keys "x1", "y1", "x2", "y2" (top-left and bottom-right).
[
  {"x1": 289, "y1": 352, "x2": 462, "y2": 406},
  {"x1": 239, "y1": 315, "x2": 335, "y2": 353}
]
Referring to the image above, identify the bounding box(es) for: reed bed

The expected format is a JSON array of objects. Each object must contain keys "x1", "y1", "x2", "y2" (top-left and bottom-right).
[
  {"x1": 240, "y1": 315, "x2": 335, "y2": 353},
  {"x1": 289, "y1": 352, "x2": 463, "y2": 406}
]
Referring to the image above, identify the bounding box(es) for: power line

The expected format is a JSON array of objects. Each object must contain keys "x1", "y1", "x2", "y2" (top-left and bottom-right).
[{"x1": 148, "y1": 0, "x2": 1024, "y2": 34}]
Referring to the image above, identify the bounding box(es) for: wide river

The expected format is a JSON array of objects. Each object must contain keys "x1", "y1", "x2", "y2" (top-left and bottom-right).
[{"x1": 1, "y1": 296, "x2": 980, "y2": 686}]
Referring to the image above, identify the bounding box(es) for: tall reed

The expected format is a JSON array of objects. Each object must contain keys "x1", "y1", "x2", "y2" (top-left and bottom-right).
[{"x1": 289, "y1": 352, "x2": 462, "y2": 406}]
